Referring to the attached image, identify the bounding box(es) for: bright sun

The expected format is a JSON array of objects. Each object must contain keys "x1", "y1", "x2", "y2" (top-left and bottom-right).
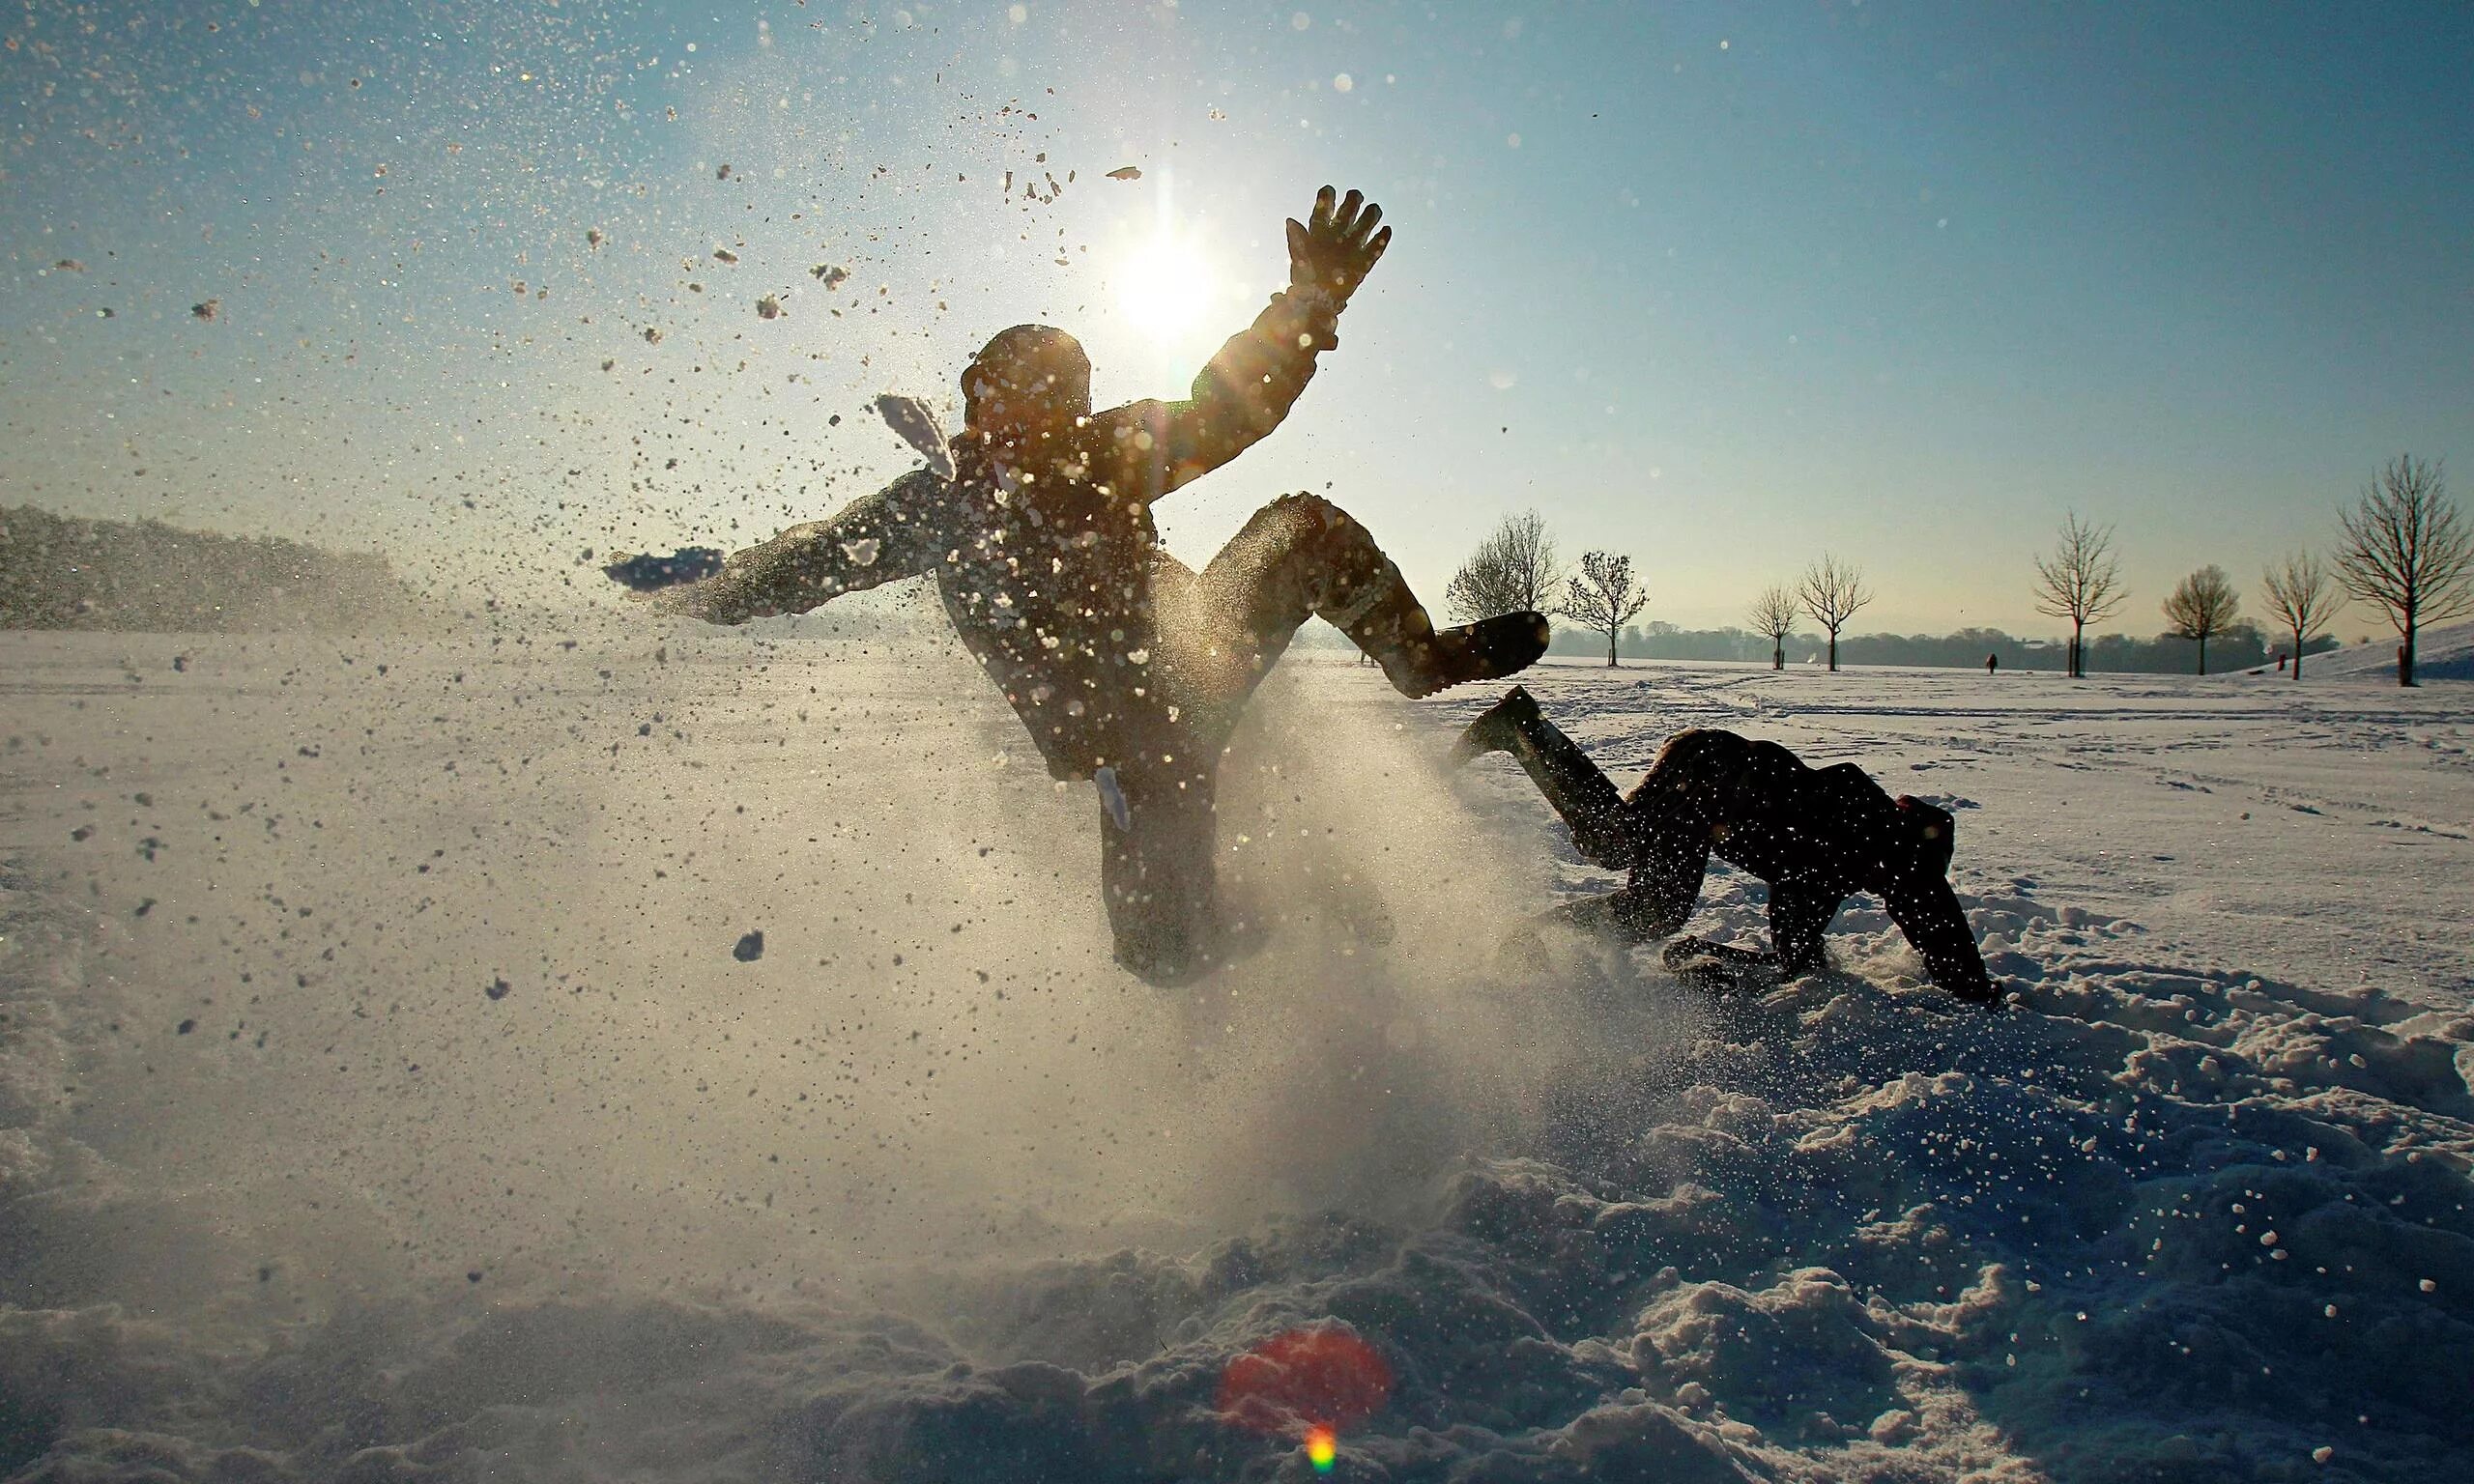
[{"x1": 1115, "y1": 232, "x2": 1220, "y2": 339}]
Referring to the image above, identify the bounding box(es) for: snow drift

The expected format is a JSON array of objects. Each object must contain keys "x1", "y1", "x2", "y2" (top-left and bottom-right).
[{"x1": 2289, "y1": 619, "x2": 2474, "y2": 684}]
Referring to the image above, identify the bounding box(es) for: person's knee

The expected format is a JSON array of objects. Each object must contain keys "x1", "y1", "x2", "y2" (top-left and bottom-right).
[
  {"x1": 1571, "y1": 811, "x2": 1646, "y2": 873},
  {"x1": 1100, "y1": 785, "x2": 1220, "y2": 974},
  {"x1": 1266, "y1": 490, "x2": 1352, "y2": 529},
  {"x1": 1219, "y1": 493, "x2": 1389, "y2": 630},
  {"x1": 1235, "y1": 492, "x2": 1356, "y2": 562}
]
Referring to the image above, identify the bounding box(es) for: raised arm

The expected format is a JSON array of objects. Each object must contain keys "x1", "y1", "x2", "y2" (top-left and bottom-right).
[
  {"x1": 1094, "y1": 186, "x2": 1392, "y2": 501},
  {"x1": 641, "y1": 470, "x2": 947, "y2": 624}
]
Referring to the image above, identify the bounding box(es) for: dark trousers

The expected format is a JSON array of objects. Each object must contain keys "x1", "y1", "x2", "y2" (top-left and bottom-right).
[{"x1": 1099, "y1": 494, "x2": 1419, "y2": 984}]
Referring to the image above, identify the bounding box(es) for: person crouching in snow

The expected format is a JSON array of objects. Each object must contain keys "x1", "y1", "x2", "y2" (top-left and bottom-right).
[
  {"x1": 614, "y1": 187, "x2": 1552, "y2": 985},
  {"x1": 1453, "y1": 686, "x2": 1999, "y2": 1003}
]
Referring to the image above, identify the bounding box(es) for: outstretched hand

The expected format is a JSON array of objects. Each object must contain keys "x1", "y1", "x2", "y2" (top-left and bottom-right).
[
  {"x1": 641, "y1": 581, "x2": 708, "y2": 619},
  {"x1": 614, "y1": 574, "x2": 707, "y2": 618},
  {"x1": 1285, "y1": 186, "x2": 1390, "y2": 304},
  {"x1": 604, "y1": 563, "x2": 757, "y2": 623}
]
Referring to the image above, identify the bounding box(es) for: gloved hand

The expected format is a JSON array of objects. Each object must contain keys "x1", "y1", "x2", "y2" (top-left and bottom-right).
[{"x1": 1285, "y1": 186, "x2": 1391, "y2": 306}]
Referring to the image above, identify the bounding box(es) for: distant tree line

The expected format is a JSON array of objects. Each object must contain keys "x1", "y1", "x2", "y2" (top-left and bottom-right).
[
  {"x1": 0, "y1": 506, "x2": 432, "y2": 632},
  {"x1": 1442, "y1": 452, "x2": 2470, "y2": 684},
  {"x1": 1539, "y1": 619, "x2": 2337, "y2": 673}
]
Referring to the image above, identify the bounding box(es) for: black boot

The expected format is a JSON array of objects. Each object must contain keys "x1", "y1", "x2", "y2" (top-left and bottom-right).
[
  {"x1": 1450, "y1": 685, "x2": 1542, "y2": 766},
  {"x1": 1346, "y1": 592, "x2": 1551, "y2": 699},
  {"x1": 1662, "y1": 935, "x2": 1787, "y2": 992},
  {"x1": 1405, "y1": 612, "x2": 1552, "y2": 698}
]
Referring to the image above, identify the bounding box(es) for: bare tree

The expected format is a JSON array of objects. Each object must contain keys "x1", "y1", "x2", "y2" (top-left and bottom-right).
[
  {"x1": 1563, "y1": 551, "x2": 1649, "y2": 668},
  {"x1": 2260, "y1": 552, "x2": 2341, "y2": 681},
  {"x1": 1797, "y1": 554, "x2": 1872, "y2": 672},
  {"x1": 2032, "y1": 512, "x2": 2127, "y2": 679},
  {"x1": 1746, "y1": 585, "x2": 1798, "y2": 671},
  {"x1": 2334, "y1": 454, "x2": 2473, "y2": 687},
  {"x1": 2161, "y1": 564, "x2": 2241, "y2": 674},
  {"x1": 1445, "y1": 508, "x2": 1562, "y2": 622}
]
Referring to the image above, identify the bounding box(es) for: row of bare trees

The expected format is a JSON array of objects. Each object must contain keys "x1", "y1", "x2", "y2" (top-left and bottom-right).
[
  {"x1": 1444, "y1": 454, "x2": 2466, "y2": 683},
  {"x1": 2035, "y1": 454, "x2": 2469, "y2": 684},
  {"x1": 1442, "y1": 510, "x2": 1653, "y2": 667},
  {"x1": 2154, "y1": 561, "x2": 2345, "y2": 680},
  {"x1": 1743, "y1": 559, "x2": 1877, "y2": 671},
  {"x1": 1445, "y1": 511, "x2": 1880, "y2": 671}
]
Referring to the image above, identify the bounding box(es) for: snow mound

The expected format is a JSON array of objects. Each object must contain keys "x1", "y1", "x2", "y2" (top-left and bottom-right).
[
  {"x1": 2293, "y1": 619, "x2": 2474, "y2": 682},
  {"x1": 8, "y1": 870, "x2": 2471, "y2": 1481}
]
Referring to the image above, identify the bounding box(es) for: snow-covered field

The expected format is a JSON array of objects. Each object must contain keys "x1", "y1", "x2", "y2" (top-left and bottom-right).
[{"x1": 2, "y1": 625, "x2": 2468, "y2": 1483}]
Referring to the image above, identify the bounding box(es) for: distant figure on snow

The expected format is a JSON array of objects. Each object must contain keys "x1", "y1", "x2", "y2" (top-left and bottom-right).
[
  {"x1": 1453, "y1": 686, "x2": 1999, "y2": 1003},
  {"x1": 1985, "y1": 652, "x2": 1999, "y2": 675},
  {"x1": 612, "y1": 187, "x2": 1550, "y2": 985}
]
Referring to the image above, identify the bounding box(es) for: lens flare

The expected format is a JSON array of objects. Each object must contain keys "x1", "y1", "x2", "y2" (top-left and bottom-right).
[
  {"x1": 1216, "y1": 1325, "x2": 1393, "y2": 1437},
  {"x1": 1305, "y1": 1423, "x2": 1338, "y2": 1471}
]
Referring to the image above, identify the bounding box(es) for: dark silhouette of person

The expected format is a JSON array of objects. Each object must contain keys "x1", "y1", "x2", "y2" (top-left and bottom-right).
[
  {"x1": 1985, "y1": 652, "x2": 1999, "y2": 675},
  {"x1": 1453, "y1": 687, "x2": 1998, "y2": 1003},
  {"x1": 615, "y1": 187, "x2": 1550, "y2": 984}
]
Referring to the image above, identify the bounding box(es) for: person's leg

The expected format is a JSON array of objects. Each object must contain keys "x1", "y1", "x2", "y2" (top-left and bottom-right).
[
  {"x1": 1166, "y1": 494, "x2": 1548, "y2": 716},
  {"x1": 1879, "y1": 872, "x2": 1997, "y2": 1003},
  {"x1": 1093, "y1": 555, "x2": 1255, "y2": 985},
  {"x1": 1766, "y1": 883, "x2": 1840, "y2": 975},
  {"x1": 1875, "y1": 798, "x2": 1998, "y2": 1003},
  {"x1": 1657, "y1": 882, "x2": 1836, "y2": 987},
  {"x1": 1892, "y1": 794, "x2": 1958, "y2": 878},
  {"x1": 1548, "y1": 884, "x2": 1688, "y2": 943},
  {"x1": 1453, "y1": 688, "x2": 1638, "y2": 870},
  {"x1": 1098, "y1": 758, "x2": 1239, "y2": 986},
  {"x1": 1659, "y1": 935, "x2": 1781, "y2": 987}
]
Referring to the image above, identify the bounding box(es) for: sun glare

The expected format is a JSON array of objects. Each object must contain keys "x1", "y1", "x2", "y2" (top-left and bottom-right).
[{"x1": 1115, "y1": 231, "x2": 1219, "y2": 339}]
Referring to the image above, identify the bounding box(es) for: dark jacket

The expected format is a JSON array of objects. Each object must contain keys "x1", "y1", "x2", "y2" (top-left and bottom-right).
[{"x1": 678, "y1": 287, "x2": 1343, "y2": 778}]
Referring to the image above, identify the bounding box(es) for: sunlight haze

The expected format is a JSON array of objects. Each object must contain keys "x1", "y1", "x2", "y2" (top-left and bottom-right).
[{"x1": 5, "y1": 1, "x2": 2468, "y2": 637}]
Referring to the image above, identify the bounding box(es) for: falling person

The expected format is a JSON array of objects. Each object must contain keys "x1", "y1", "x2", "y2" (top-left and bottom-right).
[
  {"x1": 613, "y1": 187, "x2": 1551, "y2": 984},
  {"x1": 1453, "y1": 686, "x2": 1999, "y2": 1003}
]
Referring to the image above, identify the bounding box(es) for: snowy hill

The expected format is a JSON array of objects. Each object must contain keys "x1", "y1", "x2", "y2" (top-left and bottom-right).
[{"x1": 2287, "y1": 617, "x2": 2474, "y2": 682}]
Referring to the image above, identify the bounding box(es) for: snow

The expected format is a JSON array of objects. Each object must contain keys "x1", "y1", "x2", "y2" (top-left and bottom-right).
[
  {"x1": 2273, "y1": 619, "x2": 2474, "y2": 684},
  {"x1": 1, "y1": 631, "x2": 2468, "y2": 1482}
]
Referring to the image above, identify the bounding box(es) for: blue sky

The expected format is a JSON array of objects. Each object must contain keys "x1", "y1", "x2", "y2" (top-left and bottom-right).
[{"x1": 4, "y1": 1, "x2": 2468, "y2": 636}]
